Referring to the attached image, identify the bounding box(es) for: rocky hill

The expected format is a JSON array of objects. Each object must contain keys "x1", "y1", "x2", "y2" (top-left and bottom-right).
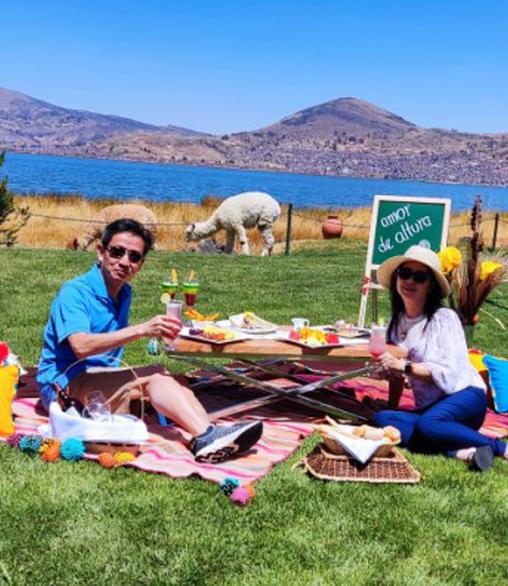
[
  {"x1": 1, "y1": 88, "x2": 507, "y2": 185},
  {"x1": 0, "y1": 87, "x2": 203, "y2": 149}
]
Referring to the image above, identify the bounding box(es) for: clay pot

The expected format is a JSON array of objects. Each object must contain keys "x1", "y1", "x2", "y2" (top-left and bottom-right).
[{"x1": 321, "y1": 215, "x2": 343, "y2": 239}]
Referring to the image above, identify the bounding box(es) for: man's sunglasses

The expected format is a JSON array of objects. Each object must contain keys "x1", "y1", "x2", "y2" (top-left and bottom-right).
[
  {"x1": 396, "y1": 266, "x2": 431, "y2": 284},
  {"x1": 106, "y1": 245, "x2": 144, "y2": 264}
]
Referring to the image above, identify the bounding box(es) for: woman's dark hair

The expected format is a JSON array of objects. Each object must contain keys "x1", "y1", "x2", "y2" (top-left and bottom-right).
[
  {"x1": 101, "y1": 218, "x2": 154, "y2": 255},
  {"x1": 386, "y1": 263, "x2": 443, "y2": 342}
]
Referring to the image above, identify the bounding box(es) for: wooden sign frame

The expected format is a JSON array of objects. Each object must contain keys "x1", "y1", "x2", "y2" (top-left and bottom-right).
[{"x1": 358, "y1": 195, "x2": 451, "y2": 328}]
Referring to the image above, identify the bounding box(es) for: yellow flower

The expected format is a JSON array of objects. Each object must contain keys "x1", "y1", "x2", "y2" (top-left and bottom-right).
[
  {"x1": 480, "y1": 261, "x2": 503, "y2": 281},
  {"x1": 438, "y1": 246, "x2": 462, "y2": 275}
]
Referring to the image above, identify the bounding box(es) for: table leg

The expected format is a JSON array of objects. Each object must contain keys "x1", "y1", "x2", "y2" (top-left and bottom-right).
[{"x1": 166, "y1": 354, "x2": 374, "y2": 422}]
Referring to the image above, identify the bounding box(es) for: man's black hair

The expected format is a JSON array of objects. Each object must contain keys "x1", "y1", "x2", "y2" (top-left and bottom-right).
[{"x1": 101, "y1": 218, "x2": 154, "y2": 255}]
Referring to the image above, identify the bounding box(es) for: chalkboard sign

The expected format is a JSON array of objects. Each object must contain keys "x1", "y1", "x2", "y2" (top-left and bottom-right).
[
  {"x1": 358, "y1": 195, "x2": 451, "y2": 327},
  {"x1": 367, "y1": 195, "x2": 451, "y2": 268}
]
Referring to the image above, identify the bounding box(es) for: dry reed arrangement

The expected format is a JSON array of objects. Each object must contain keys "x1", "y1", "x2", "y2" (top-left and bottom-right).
[
  {"x1": 438, "y1": 195, "x2": 506, "y2": 327},
  {"x1": 10, "y1": 193, "x2": 508, "y2": 253}
]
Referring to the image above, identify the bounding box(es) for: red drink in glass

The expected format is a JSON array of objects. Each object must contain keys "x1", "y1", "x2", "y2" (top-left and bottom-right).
[
  {"x1": 183, "y1": 282, "x2": 199, "y2": 307},
  {"x1": 369, "y1": 325, "x2": 387, "y2": 358}
]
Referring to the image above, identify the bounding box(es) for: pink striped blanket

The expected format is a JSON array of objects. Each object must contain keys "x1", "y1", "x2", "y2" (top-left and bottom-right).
[{"x1": 5, "y1": 377, "x2": 508, "y2": 486}]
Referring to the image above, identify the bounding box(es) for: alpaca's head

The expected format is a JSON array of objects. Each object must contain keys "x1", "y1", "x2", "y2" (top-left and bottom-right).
[{"x1": 185, "y1": 223, "x2": 197, "y2": 242}]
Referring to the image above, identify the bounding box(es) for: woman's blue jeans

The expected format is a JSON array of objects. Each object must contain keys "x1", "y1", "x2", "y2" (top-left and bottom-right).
[{"x1": 373, "y1": 386, "x2": 506, "y2": 457}]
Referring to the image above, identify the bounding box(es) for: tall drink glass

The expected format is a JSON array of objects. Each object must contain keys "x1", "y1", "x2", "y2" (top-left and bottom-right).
[
  {"x1": 164, "y1": 300, "x2": 183, "y2": 350},
  {"x1": 368, "y1": 325, "x2": 387, "y2": 359},
  {"x1": 183, "y1": 281, "x2": 199, "y2": 307}
]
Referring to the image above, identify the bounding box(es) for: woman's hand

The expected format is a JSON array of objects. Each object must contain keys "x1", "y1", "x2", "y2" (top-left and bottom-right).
[
  {"x1": 375, "y1": 352, "x2": 406, "y2": 375},
  {"x1": 139, "y1": 315, "x2": 182, "y2": 340}
]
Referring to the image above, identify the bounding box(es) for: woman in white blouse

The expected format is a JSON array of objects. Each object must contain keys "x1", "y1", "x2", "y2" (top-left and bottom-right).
[{"x1": 373, "y1": 245, "x2": 507, "y2": 471}]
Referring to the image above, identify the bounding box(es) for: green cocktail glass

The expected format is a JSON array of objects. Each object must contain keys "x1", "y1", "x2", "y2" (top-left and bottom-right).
[
  {"x1": 160, "y1": 281, "x2": 179, "y2": 304},
  {"x1": 183, "y1": 281, "x2": 199, "y2": 307}
]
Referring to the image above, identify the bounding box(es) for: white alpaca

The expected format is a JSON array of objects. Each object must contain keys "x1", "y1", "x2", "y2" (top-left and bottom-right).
[
  {"x1": 69, "y1": 204, "x2": 158, "y2": 250},
  {"x1": 185, "y1": 192, "x2": 281, "y2": 256}
]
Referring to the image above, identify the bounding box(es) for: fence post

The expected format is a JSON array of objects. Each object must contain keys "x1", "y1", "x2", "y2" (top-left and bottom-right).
[
  {"x1": 490, "y1": 212, "x2": 500, "y2": 252},
  {"x1": 285, "y1": 203, "x2": 293, "y2": 256}
]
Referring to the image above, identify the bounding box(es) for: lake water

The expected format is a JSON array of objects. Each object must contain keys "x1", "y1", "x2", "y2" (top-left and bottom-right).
[{"x1": 3, "y1": 152, "x2": 508, "y2": 211}]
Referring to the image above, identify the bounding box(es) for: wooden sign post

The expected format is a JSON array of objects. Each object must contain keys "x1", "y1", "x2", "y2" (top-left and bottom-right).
[{"x1": 358, "y1": 195, "x2": 451, "y2": 328}]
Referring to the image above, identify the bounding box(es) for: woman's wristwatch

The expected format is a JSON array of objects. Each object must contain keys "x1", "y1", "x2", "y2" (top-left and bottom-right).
[{"x1": 403, "y1": 360, "x2": 412, "y2": 375}]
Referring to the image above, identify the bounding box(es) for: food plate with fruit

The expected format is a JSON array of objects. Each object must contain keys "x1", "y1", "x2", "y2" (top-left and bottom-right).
[
  {"x1": 277, "y1": 327, "x2": 367, "y2": 348},
  {"x1": 179, "y1": 325, "x2": 250, "y2": 345}
]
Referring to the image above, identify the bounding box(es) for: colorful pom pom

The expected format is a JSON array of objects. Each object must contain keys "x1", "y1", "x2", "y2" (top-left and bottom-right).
[
  {"x1": 40, "y1": 438, "x2": 60, "y2": 454},
  {"x1": 5, "y1": 433, "x2": 23, "y2": 448},
  {"x1": 98, "y1": 452, "x2": 116, "y2": 468},
  {"x1": 41, "y1": 443, "x2": 60, "y2": 462},
  {"x1": 19, "y1": 434, "x2": 43, "y2": 454},
  {"x1": 229, "y1": 486, "x2": 253, "y2": 506},
  {"x1": 61, "y1": 438, "x2": 85, "y2": 461},
  {"x1": 220, "y1": 476, "x2": 241, "y2": 496},
  {"x1": 114, "y1": 451, "x2": 135, "y2": 464},
  {"x1": 243, "y1": 483, "x2": 256, "y2": 498}
]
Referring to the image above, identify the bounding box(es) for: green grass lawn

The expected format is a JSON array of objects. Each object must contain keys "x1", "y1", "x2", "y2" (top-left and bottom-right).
[{"x1": 1, "y1": 242, "x2": 507, "y2": 585}]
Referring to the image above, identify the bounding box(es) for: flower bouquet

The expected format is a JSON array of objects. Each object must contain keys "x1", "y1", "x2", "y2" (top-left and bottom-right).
[{"x1": 438, "y1": 196, "x2": 505, "y2": 340}]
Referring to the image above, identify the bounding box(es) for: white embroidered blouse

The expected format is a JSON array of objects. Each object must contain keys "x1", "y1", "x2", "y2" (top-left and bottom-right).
[{"x1": 390, "y1": 307, "x2": 486, "y2": 409}]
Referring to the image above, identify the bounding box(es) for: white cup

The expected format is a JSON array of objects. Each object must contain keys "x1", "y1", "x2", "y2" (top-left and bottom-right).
[{"x1": 291, "y1": 317, "x2": 310, "y2": 330}]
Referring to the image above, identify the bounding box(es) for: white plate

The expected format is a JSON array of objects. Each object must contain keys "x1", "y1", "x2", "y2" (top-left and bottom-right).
[
  {"x1": 178, "y1": 326, "x2": 251, "y2": 345},
  {"x1": 227, "y1": 313, "x2": 278, "y2": 334}
]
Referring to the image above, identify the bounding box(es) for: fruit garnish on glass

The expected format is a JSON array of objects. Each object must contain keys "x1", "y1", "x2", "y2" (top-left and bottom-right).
[
  {"x1": 160, "y1": 267, "x2": 179, "y2": 304},
  {"x1": 183, "y1": 269, "x2": 199, "y2": 307}
]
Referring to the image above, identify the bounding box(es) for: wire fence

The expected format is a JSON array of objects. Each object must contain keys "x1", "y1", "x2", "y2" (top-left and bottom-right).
[{"x1": 23, "y1": 203, "x2": 508, "y2": 253}]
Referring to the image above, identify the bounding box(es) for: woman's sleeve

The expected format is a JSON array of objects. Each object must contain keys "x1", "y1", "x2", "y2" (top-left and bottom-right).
[{"x1": 418, "y1": 310, "x2": 466, "y2": 393}]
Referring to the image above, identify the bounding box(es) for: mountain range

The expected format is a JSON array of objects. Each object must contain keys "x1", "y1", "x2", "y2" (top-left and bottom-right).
[{"x1": 1, "y1": 87, "x2": 507, "y2": 185}]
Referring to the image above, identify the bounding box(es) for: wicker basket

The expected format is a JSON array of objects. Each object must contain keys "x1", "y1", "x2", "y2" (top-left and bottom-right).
[
  {"x1": 84, "y1": 441, "x2": 141, "y2": 456},
  {"x1": 297, "y1": 444, "x2": 421, "y2": 484}
]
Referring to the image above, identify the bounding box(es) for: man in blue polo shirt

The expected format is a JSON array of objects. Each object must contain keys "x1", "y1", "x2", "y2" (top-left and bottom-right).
[{"x1": 37, "y1": 218, "x2": 262, "y2": 463}]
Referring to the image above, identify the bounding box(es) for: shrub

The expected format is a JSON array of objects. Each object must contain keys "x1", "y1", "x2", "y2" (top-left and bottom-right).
[{"x1": 0, "y1": 152, "x2": 30, "y2": 246}]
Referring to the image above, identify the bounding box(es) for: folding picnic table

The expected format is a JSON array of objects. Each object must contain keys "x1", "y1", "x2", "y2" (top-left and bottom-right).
[{"x1": 164, "y1": 331, "x2": 404, "y2": 423}]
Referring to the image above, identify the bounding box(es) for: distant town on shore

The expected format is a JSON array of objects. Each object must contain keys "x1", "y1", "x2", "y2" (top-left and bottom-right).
[{"x1": 1, "y1": 87, "x2": 507, "y2": 186}]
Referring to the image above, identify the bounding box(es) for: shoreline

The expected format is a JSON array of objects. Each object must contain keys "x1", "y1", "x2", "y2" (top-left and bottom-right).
[{"x1": 7, "y1": 150, "x2": 508, "y2": 191}]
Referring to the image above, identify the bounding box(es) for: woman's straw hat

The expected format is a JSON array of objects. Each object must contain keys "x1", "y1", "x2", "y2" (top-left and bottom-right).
[{"x1": 377, "y1": 245, "x2": 451, "y2": 298}]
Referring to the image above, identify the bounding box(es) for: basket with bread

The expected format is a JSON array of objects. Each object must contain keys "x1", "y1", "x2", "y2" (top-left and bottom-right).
[{"x1": 315, "y1": 416, "x2": 401, "y2": 460}]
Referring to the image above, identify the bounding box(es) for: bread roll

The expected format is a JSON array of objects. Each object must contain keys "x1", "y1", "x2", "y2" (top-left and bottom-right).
[{"x1": 383, "y1": 426, "x2": 401, "y2": 443}]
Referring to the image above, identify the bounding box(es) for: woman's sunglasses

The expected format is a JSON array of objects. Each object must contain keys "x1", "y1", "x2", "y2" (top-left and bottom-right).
[
  {"x1": 106, "y1": 245, "x2": 144, "y2": 264},
  {"x1": 396, "y1": 266, "x2": 431, "y2": 284}
]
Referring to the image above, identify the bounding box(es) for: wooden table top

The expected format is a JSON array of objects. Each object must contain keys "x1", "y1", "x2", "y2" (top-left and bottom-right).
[{"x1": 169, "y1": 335, "x2": 404, "y2": 360}]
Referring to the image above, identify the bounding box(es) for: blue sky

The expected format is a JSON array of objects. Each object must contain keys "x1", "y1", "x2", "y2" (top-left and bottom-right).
[{"x1": 1, "y1": 1, "x2": 507, "y2": 134}]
